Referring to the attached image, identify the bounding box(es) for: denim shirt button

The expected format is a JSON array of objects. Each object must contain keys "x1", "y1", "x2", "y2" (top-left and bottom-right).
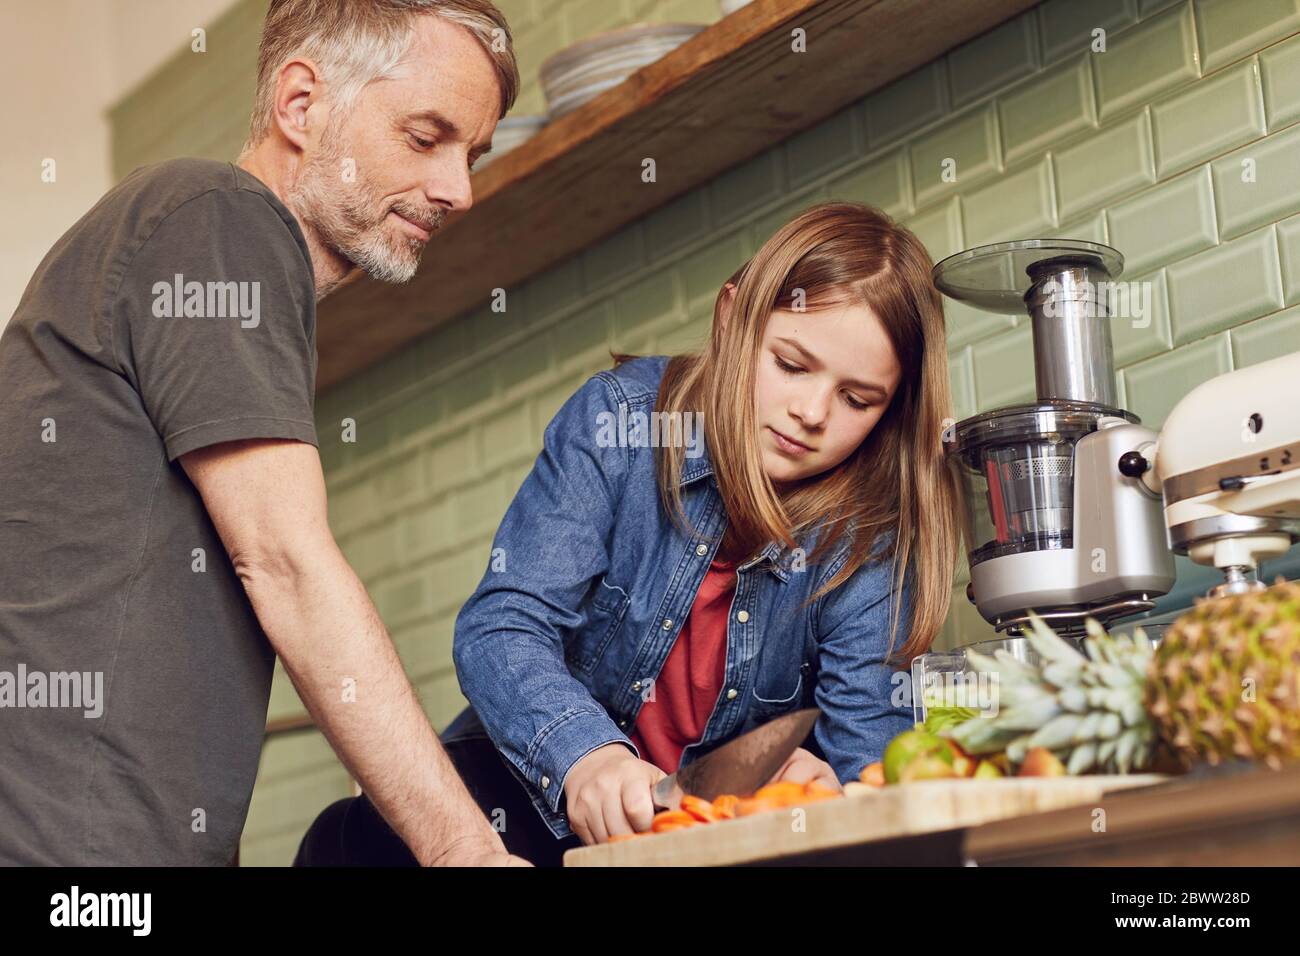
[
  {"x1": 618, "y1": 719, "x2": 628, "y2": 728},
  {"x1": 540, "y1": 775, "x2": 551, "y2": 789},
  {"x1": 695, "y1": 543, "x2": 708, "y2": 556},
  {"x1": 726, "y1": 688, "x2": 738, "y2": 700},
  {"x1": 631, "y1": 681, "x2": 642, "y2": 692},
  {"x1": 661, "y1": 618, "x2": 672, "y2": 630},
  {"x1": 736, "y1": 610, "x2": 750, "y2": 623}
]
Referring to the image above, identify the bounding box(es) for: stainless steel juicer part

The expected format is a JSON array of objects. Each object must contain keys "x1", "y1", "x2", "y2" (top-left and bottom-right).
[
  {"x1": 933, "y1": 239, "x2": 1123, "y2": 406},
  {"x1": 932, "y1": 239, "x2": 1175, "y2": 636}
]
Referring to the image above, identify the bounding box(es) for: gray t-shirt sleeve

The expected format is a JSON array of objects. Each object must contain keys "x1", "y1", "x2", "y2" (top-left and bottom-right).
[{"x1": 112, "y1": 187, "x2": 318, "y2": 461}]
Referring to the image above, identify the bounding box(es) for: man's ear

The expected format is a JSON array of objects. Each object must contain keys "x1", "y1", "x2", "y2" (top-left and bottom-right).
[
  {"x1": 272, "y1": 58, "x2": 323, "y2": 151},
  {"x1": 718, "y1": 282, "x2": 737, "y2": 333}
]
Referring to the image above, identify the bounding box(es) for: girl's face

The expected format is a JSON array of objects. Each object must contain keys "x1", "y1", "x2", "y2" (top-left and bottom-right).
[{"x1": 752, "y1": 299, "x2": 903, "y2": 485}]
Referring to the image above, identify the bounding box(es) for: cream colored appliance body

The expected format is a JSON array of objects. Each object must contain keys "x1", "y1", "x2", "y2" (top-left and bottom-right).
[{"x1": 1138, "y1": 350, "x2": 1300, "y2": 598}]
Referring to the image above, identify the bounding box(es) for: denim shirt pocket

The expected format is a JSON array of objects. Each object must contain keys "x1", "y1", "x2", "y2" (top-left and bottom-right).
[
  {"x1": 748, "y1": 660, "x2": 812, "y2": 721},
  {"x1": 564, "y1": 577, "x2": 631, "y2": 676}
]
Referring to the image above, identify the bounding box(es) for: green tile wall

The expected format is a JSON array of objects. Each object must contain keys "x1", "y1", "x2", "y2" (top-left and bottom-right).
[
  {"x1": 109, "y1": 0, "x2": 269, "y2": 179},
  {"x1": 108, "y1": 0, "x2": 1300, "y2": 863}
]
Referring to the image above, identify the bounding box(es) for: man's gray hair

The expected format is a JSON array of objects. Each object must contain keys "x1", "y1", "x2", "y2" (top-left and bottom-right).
[{"x1": 244, "y1": 0, "x2": 519, "y2": 151}]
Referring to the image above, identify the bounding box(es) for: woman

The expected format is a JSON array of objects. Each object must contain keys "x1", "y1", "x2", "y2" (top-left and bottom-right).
[{"x1": 295, "y1": 201, "x2": 961, "y2": 867}]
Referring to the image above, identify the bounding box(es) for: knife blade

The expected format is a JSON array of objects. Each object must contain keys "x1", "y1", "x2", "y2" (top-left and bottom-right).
[{"x1": 652, "y1": 707, "x2": 821, "y2": 810}]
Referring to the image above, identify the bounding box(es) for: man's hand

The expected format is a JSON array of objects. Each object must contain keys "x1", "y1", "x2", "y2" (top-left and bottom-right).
[
  {"x1": 427, "y1": 836, "x2": 534, "y2": 867},
  {"x1": 564, "y1": 743, "x2": 665, "y2": 845},
  {"x1": 768, "y1": 747, "x2": 842, "y2": 791}
]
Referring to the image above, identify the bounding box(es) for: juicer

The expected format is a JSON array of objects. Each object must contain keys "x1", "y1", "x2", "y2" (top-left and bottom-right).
[
  {"x1": 911, "y1": 238, "x2": 1300, "y2": 722},
  {"x1": 933, "y1": 239, "x2": 1176, "y2": 637}
]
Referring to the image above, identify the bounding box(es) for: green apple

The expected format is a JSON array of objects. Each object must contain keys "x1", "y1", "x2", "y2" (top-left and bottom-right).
[{"x1": 883, "y1": 728, "x2": 944, "y2": 784}]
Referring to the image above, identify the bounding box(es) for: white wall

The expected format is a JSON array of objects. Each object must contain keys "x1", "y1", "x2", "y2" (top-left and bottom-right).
[{"x1": 0, "y1": 0, "x2": 238, "y2": 330}]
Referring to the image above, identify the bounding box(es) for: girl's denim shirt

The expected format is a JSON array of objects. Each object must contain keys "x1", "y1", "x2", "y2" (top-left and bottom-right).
[{"x1": 446, "y1": 356, "x2": 915, "y2": 838}]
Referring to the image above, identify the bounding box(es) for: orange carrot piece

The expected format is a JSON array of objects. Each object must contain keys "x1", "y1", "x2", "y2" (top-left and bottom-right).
[
  {"x1": 651, "y1": 810, "x2": 697, "y2": 832},
  {"x1": 711, "y1": 794, "x2": 741, "y2": 819},
  {"x1": 802, "y1": 781, "x2": 843, "y2": 802},
  {"x1": 754, "y1": 781, "x2": 806, "y2": 806},
  {"x1": 860, "y1": 762, "x2": 886, "y2": 787},
  {"x1": 680, "y1": 794, "x2": 719, "y2": 823},
  {"x1": 736, "y1": 796, "x2": 783, "y2": 817}
]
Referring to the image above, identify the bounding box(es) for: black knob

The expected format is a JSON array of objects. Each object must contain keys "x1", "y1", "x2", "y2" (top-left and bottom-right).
[{"x1": 1118, "y1": 450, "x2": 1149, "y2": 478}]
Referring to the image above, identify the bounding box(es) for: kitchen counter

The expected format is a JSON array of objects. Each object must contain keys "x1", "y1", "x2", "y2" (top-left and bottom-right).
[
  {"x1": 966, "y1": 760, "x2": 1300, "y2": 866},
  {"x1": 564, "y1": 763, "x2": 1300, "y2": 866}
]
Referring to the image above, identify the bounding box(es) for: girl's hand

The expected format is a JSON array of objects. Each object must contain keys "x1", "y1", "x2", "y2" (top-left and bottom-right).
[
  {"x1": 564, "y1": 743, "x2": 666, "y2": 845},
  {"x1": 768, "y1": 746, "x2": 842, "y2": 791}
]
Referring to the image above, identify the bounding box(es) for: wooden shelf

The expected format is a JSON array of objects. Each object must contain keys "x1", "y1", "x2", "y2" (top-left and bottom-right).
[{"x1": 316, "y1": 0, "x2": 1037, "y2": 390}]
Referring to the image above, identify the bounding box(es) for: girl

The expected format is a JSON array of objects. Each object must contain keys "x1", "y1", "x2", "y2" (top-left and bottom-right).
[{"x1": 296, "y1": 201, "x2": 961, "y2": 867}]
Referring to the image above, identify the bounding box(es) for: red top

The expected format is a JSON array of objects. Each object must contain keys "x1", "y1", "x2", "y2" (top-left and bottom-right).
[{"x1": 629, "y1": 558, "x2": 736, "y2": 773}]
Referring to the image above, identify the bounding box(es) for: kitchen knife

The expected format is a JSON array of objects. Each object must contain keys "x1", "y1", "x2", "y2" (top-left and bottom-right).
[{"x1": 651, "y1": 707, "x2": 821, "y2": 810}]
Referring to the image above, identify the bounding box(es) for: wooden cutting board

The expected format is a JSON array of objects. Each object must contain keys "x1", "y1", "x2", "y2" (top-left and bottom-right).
[{"x1": 563, "y1": 775, "x2": 1168, "y2": 867}]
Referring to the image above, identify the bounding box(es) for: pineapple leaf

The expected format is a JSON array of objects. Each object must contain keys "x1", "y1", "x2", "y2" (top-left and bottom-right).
[{"x1": 1023, "y1": 610, "x2": 1086, "y2": 669}]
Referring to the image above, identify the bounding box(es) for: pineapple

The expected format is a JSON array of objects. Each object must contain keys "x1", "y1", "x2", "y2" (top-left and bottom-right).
[
  {"x1": 1148, "y1": 576, "x2": 1300, "y2": 770},
  {"x1": 944, "y1": 576, "x2": 1300, "y2": 775}
]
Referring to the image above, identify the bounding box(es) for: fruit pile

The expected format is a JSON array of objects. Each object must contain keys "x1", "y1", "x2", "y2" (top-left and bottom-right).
[
  {"x1": 947, "y1": 578, "x2": 1300, "y2": 774},
  {"x1": 869, "y1": 576, "x2": 1300, "y2": 780},
  {"x1": 607, "y1": 780, "x2": 842, "y2": 843},
  {"x1": 859, "y1": 724, "x2": 1068, "y2": 787}
]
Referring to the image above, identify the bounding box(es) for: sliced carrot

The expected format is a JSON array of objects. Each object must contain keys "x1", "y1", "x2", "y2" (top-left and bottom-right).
[
  {"x1": 655, "y1": 816, "x2": 696, "y2": 832},
  {"x1": 802, "y1": 782, "x2": 843, "y2": 802},
  {"x1": 711, "y1": 794, "x2": 741, "y2": 819},
  {"x1": 860, "y1": 761, "x2": 886, "y2": 787},
  {"x1": 651, "y1": 810, "x2": 697, "y2": 832},
  {"x1": 736, "y1": 796, "x2": 783, "y2": 817},
  {"x1": 754, "y1": 781, "x2": 807, "y2": 807},
  {"x1": 680, "y1": 794, "x2": 719, "y2": 823}
]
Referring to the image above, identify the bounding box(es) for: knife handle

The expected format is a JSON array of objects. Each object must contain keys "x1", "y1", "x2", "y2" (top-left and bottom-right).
[{"x1": 652, "y1": 775, "x2": 681, "y2": 811}]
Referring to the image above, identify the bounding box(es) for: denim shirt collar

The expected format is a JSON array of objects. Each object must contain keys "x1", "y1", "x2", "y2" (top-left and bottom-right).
[
  {"x1": 677, "y1": 438, "x2": 796, "y2": 582},
  {"x1": 678, "y1": 438, "x2": 714, "y2": 488}
]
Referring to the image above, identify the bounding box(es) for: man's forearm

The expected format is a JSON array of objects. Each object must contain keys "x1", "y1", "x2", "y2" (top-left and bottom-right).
[{"x1": 241, "y1": 544, "x2": 501, "y2": 864}]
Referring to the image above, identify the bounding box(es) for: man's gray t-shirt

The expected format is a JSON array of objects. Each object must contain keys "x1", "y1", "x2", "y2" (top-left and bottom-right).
[{"x1": 0, "y1": 158, "x2": 317, "y2": 864}]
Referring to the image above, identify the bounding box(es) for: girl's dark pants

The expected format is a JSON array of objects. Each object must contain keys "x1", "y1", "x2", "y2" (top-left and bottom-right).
[{"x1": 292, "y1": 735, "x2": 582, "y2": 867}]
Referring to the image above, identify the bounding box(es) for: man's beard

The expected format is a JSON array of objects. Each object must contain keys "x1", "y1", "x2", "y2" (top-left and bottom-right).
[{"x1": 286, "y1": 122, "x2": 446, "y2": 284}]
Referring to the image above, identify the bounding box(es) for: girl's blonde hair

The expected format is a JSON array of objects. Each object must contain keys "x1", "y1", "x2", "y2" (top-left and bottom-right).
[{"x1": 650, "y1": 201, "x2": 961, "y2": 664}]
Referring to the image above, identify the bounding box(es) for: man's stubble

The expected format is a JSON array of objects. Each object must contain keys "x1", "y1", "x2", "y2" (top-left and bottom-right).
[{"x1": 286, "y1": 114, "x2": 445, "y2": 285}]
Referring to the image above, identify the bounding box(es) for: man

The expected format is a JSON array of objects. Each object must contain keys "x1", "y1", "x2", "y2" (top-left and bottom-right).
[{"x1": 0, "y1": 0, "x2": 525, "y2": 866}]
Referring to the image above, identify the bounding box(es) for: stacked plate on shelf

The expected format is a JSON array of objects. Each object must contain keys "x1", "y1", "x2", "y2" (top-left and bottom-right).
[
  {"x1": 540, "y1": 22, "x2": 706, "y2": 120},
  {"x1": 473, "y1": 115, "x2": 547, "y2": 170}
]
